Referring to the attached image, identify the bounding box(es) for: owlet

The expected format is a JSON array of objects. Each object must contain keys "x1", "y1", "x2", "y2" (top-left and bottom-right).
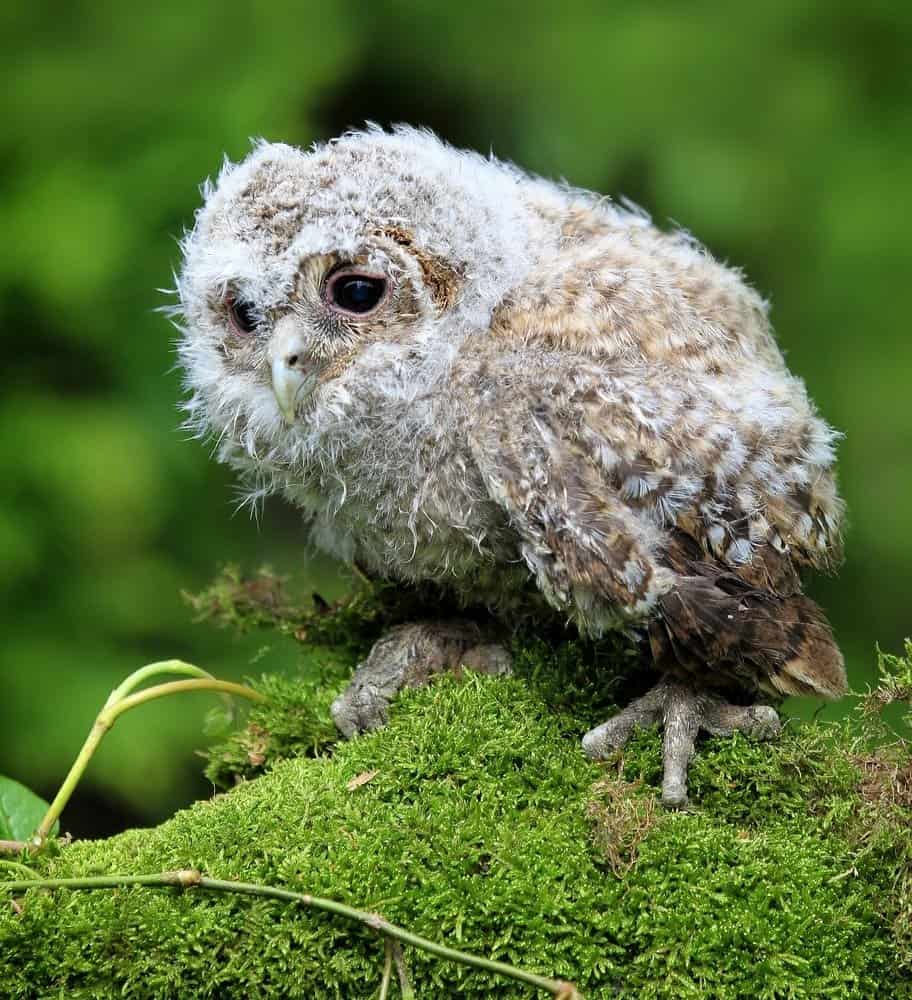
[{"x1": 176, "y1": 127, "x2": 846, "y2": 807}]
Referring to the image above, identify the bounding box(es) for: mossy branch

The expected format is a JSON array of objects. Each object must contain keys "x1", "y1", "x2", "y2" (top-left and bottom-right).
[{"x1": 0, "y1": 870, "x2": 583, "y2": 998}]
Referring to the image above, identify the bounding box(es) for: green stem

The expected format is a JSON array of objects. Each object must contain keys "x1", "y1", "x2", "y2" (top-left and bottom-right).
[
  {"x1": 31, "y1": 718, "x2": 111, "y2": 848},
  {"x1": 0, "y1": 861, "x2": 39, "y2": 880},
  {"x1": 31, "y1": 679, "x2": 265, "y2": 850},
  {"x1": 106, "y1": 661, "x2": 218, "y2": 705},
  {"x1": 378, "y1": 939, "x2": 393, "y2": 1000},
  {"x1": 392, "y1": 940, "x2": 416, "y2": 999},
  {"x1": 0, "y1": 871, "x2": 582, "y2": 998},
  {"x1": 107, "y1": 680, "x2": 265, "y2": 720}
]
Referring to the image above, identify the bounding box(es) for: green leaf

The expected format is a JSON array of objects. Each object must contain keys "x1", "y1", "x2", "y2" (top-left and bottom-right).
[{"x1": 0, "y1": 776, "x2": 55, "y2": 842}]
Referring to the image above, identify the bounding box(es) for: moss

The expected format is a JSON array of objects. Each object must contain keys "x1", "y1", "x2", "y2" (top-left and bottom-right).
[
  {"x1": 586, "y1": 774, "x2": 661, "y2": 877},
  {"x1": 184, "y1": 563, "x2": 497, "y2": 659},
  {"x1": 201, "y1": 648, "x2": 350, "y2": 788},
  {"x1": 198, "y1": 568, "x2": 643, "y2": 789},
  {"x1": 3, "y1": 581, "x2": 910, "y2": 998}
]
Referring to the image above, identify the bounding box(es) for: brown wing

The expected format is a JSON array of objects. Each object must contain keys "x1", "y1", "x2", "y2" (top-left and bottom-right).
[
  {"x1": 469, "y1": 403, "x2": 672, "y2": 625},
  {"x1": 467, "y1": 352, "x2": 846, "y2": 698}
]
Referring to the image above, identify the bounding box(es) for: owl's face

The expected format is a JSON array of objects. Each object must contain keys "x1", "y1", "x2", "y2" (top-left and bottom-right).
[
  {"x1": 176, "y1": 129, "x2": 541, "y2": 468},
  {"x1": 184, "y1": 220, "x2": 445, "y2": 425}
]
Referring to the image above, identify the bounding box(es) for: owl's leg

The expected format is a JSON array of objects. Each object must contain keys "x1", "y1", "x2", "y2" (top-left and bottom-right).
[
  {"x1": 581, "y1": 677, "x2": 782, "y2": 809},
  {"x1": 330, "y1": 621, "x2": 512, "y2": 738}
]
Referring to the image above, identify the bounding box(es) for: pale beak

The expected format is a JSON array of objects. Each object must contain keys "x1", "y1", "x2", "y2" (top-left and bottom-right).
[{"x1": 268, "y1": 319, "x2": 314, "y2": 423}]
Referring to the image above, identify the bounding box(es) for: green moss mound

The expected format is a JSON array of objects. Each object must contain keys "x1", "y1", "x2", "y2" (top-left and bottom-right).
[
  {"x1": 1, "y1": 678, "x2": 910, "y2": 997},
  {"x1": 2, "y1": 579, "x2": 910, "y2": 998}
]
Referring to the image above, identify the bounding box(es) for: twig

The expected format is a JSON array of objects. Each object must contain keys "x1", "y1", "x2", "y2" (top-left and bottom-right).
[
  {"x1": 391, "y1": 940, "x2": 415, "y2": 999},
  {"x1": 105, "y1": 661, "x2": 220, "y2": 704},
  {"x1": 378, "y1": 938, "x2": 393, "y2": 1000},
  {"x1": 26, "y1": 664, "x2": 266, "y2": 851},
  {"x1": 0, "y1": 861, "x2": 39, "y2": 880},
  {"x1": 0, "y1": 870, "x2": 582, "y2": 997}
]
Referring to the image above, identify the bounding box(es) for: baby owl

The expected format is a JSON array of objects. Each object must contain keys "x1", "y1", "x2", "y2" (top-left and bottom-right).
[{"x1": 177, "y1": 126, "x2": 846, "y2": 807}]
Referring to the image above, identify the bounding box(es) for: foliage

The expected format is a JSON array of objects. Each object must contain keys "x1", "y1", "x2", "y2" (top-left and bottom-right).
[
  {"x1": 0, "y1": 778, "x2": 53, "y2": 843},
  {"x1": 1, "y1": 1, "x2": 910, "y2": 828},
  {"x1": 202, "y1": 663, "x2": 344, "y2": 787},
  {"x1": 185, "y1": 564, "x2": 462, "y2": 659},
  {"x1": 866, "y1": 640, "x2": 912, "y2": 724},
  {"x1": 195, "y1": 567, "x2": 646, "y2": 788},
  {"x1": 2, "y1": 587, "x2": 910, "y2": 997}
]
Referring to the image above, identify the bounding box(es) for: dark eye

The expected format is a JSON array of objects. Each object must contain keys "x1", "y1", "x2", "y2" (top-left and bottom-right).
[
  {"x1": 227, "y1": 295, "x2": 258, "y2": 334},
  {"x1": 326, "y1": 272, "x2": 387, "y2": 315}
]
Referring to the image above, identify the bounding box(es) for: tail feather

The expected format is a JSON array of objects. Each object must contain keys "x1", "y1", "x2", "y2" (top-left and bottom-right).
[{"x1": 653, "y1": 571, "x2": 846, "y2": 699}]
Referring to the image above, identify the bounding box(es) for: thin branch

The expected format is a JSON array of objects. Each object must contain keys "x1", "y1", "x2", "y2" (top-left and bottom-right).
[
  {"x1": 0, "y1": 861, "x2": 39, "y2": 880},
  {"x1": 378, "y1": 938, "x2": 393, "y2": 1000},
  {"x1": 0, "y1": 870, "x2": 583, "y2": 997},
  {"x1": 391, "y1": 940, "x2": 415, "y2": 999},
  {"x1": 108, "y1": 679, "x2": 265, "y2": 720},
  {"x1": 28, "y1": 676, "x2": 265, "y2": 850},
  {"x1": 106, "y1": 660, "x2": 219, "y2": 704}
]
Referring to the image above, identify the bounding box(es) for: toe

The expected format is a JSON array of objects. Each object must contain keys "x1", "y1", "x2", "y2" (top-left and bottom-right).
[
  {"x1": 330, "y1": 692, "x2": 359, "y2": 739},
  {"x1": 743, "y1": 704, "x2": 782, "y2": 741},
  {"x1": 461, "y1": 644, "x2": 513, "y2": 676},
  {"x1": 331, "y1": 683, "x2": 391, "y2": 738},
  {"x1": 661, "y1": 782, "x2": 689, "y2": 810},
  {"x1": 582, "y1": 719, "x2": 627, "y2": 759},
  {"x1": 581, "y1": 727, "x2": 607, "y2": 759},
  {"x1": 702, "y1": 699, "x2": 783, "y2": 741},
  {"x1": 582, "y1": 689, "x2": 665, "y2": 760}
]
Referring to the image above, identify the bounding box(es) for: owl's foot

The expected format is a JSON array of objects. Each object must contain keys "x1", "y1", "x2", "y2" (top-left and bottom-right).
[
  {"x1": 581, "y1": 676, "x2": 782, "y2": 809},
  {"x1": 330, "y1": 621, "x2": 512, "y2": 738}
]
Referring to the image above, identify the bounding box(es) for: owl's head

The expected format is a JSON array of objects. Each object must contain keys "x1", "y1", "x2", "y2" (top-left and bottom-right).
[{"x1": 176, "y1": 127, "x2": 544, "y2": 466}]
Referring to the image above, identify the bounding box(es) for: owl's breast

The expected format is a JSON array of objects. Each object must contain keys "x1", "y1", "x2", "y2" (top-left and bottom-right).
[{"x1": 280, "y1": 428, "x2": 535, "y2": 611}]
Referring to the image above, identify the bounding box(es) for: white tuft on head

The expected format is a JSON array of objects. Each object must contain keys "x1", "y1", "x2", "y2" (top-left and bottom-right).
[
  {"x1": 179, "y1": 126, "x2": 547, "y2": 335},
  {"x1": 174, "y1": 127, "x2": 568, "y2": 491}
]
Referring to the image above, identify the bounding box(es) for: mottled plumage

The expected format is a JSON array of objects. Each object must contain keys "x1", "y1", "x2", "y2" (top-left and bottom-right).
[{"x1": 176, "y1": 126, "x2": 846, "y2": 806}]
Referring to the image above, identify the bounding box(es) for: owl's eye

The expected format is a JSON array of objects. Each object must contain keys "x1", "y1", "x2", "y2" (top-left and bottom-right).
[
  {"x1": 226, "y1": 295, "x2": 259, "y2": 335},
  {"x1": 326, "y1": 271, "x2": 387, "y2": 316}
]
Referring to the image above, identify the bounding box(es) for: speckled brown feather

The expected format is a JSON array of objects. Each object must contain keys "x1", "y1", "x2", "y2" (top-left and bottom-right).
[
  {"x1": 463, "y1": 334, "x2": 844, "y2": 698},
  {"x1": 654, "y1": 531, "x2": 846, "y2": 698}
]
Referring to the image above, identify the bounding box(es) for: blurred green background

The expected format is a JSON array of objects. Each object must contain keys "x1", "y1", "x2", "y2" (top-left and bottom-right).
[{"x1": 1, "y1": 1, "x2": 909, "y2": 834}]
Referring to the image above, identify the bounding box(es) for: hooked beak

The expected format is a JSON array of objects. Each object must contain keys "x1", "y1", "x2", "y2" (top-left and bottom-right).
[{"x1": 268, "y1": 318, "x2": 316, "y2": 423}]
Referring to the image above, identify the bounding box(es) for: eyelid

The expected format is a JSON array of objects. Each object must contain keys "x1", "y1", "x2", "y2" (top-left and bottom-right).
[{"x1": 324, "y1": 265, "x2": 388, "y2": 285}]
